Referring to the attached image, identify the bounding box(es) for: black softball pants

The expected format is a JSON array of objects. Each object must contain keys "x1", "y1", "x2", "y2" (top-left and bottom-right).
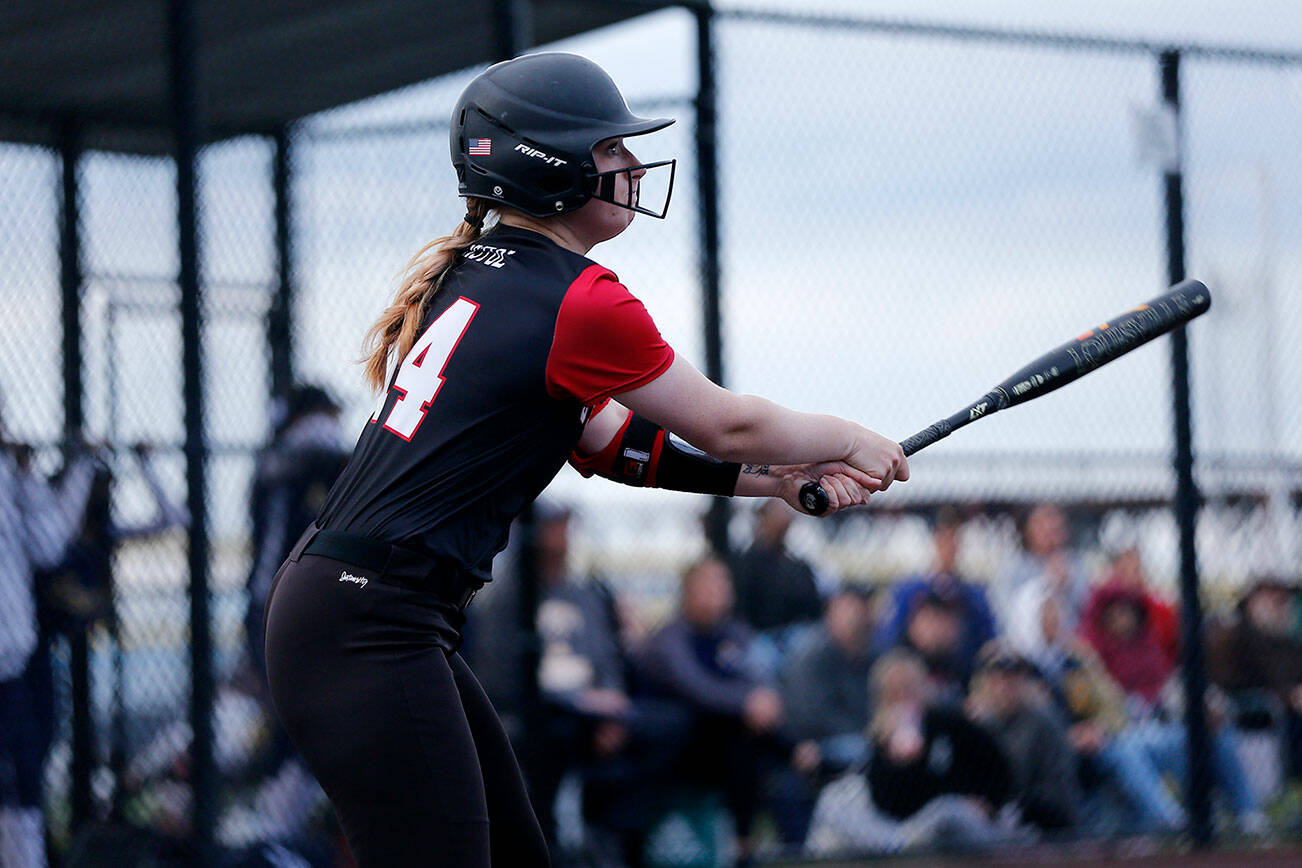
[{"x1": 263, "y1": 550, "x2": 549, "y2": 867}]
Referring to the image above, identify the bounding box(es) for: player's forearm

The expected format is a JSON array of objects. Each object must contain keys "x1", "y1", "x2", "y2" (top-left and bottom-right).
[{"x1": 701, "y1": 394, "x2": 858, "y2": 466}]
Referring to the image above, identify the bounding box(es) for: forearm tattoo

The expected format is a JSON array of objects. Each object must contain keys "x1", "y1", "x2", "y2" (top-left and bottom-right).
[{"x1": 741, "y1": 464, "x2": 770, "y2": 477}]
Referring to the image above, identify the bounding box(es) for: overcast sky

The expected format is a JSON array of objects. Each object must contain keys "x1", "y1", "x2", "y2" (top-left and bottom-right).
[{"x1": 292, "y1": 0, "x2": 1302, "y2": 455}]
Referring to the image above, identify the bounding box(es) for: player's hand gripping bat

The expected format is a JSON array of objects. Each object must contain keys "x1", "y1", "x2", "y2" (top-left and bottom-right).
[{"x1": 799, "y1": 279, "x2": 1212, "y2": 515}]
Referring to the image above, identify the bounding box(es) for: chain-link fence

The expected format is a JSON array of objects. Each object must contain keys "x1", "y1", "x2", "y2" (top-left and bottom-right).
[{"x1": 2, "y1": 4, "x2": 1301, "y2": 867}]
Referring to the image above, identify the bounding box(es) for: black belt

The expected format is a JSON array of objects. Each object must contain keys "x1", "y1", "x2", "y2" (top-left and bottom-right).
[{"x1": 288, "y1": 524, "x2": 480, "y2": 610}]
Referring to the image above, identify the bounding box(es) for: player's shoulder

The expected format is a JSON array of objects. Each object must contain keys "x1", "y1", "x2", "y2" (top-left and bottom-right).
[
  {"x1": 477, "y1": 224, "x2": 603, "y2": 278},
  {"x1": 457, "y1": 224, "x2": 618, "y2": 310}
]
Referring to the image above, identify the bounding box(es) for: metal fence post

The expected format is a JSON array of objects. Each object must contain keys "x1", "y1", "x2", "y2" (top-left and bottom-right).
[
  {"x1": 270, "y1": 128, "x2": 295, "y2": 401},
  {"x1": 57, "y1": 116, "x2": 96, "y2": 831},
  {"x1": 695, "y1": 1, "x2": 730, "y2": 556},
  {"x1": 58, "y1": 120, "x2": 84, "y2": 444},
  {"x1": 167, "y1": 0, "x2": 216, "y2": 863},
  {"x1": 1160, "y1": 47, "x2": 1213, "y2": 848},
  {"x1": 493, "y1": 0, "x2": 533, "y2": 62}
]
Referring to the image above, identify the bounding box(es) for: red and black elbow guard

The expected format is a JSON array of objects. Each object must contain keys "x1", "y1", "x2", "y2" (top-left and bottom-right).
[{"x1": 571, "y1": 413, "x2": 741, "y2": 496}]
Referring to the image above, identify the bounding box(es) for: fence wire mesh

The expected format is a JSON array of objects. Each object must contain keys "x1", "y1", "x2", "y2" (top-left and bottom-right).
[{"x1": 0, "y1": 5, "x2": 1300, "y2": 868}]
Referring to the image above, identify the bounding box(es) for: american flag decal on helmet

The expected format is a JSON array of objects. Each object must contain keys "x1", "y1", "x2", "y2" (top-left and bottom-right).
[{"x1": 468, "y1": 138, "x2": 492, "y2": 156}]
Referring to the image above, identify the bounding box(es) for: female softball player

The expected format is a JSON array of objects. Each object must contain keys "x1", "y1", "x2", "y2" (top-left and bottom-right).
[{"x1": 263, "y1": 52, "x2": 907, "y2": 867}]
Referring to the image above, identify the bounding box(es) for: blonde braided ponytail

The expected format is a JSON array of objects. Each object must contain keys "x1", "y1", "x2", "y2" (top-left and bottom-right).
[{"x1": 361, "y1": 198, "x2": 491, "y2": 392}]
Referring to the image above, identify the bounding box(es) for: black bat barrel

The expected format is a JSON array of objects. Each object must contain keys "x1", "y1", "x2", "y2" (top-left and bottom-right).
[
  {"x1": 799, "y1": 280, "x2": 1211, "y2": 515},
  {"x1": 995, "y1": 279, "x2": 1210, "y2": 411}
]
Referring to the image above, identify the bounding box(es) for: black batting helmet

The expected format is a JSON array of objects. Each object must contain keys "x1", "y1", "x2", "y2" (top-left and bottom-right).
[{"x1": 450, "y1": 52, "x2": 676, "y2": 218}]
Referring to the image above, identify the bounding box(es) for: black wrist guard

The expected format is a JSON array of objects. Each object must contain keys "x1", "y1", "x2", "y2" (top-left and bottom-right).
[{"x1": 570, "y1": 412, "x2": 741, "y2": 496}]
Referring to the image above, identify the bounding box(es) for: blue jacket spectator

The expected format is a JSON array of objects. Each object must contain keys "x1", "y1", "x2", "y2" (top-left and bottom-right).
[
  {"x1": 874, "y1": 508, "x2": 995, "y2": 680},
  {"x1": 637, "y1": 557, "x2": 785, "y2": 862},
  {"x1": 38, "y1": 443, "x2": 188, "y2": 635},
  {"x1": 639, "y1": 558, "x2": 773, "y2": 721}
]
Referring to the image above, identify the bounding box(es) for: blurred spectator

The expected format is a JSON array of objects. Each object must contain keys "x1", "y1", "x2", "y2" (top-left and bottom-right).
[
  {"x1": 1005, "y1": 583, "x2": 1185, "y2": 832},
  {"x1": 637, "y1": 557, "x2": 785, "y2": 863},
  {"x1": 894, "y1": 590, "x2": 970, "y2": 698},
  {"x1": 1136, "y1": 681, "x2": 1266, "y2": 836},
  {"x1": 966, "y1": 644, "x2": 1082, "y2": 833},
  {"x1": 213, "y1": 386, "x2": 348, "y2": 863},
  {"x1": 768, "y1": 585, "x2": 879, "y2": 848},
  {"x1": 244, "y1": 385, "x2": 349, "y2": 675},
  {"x1": 30, "y1": 443, "x2": 188, "y2": 824},
  {"x1": 1078, "y1": 575, "x2": 1267, "y2": 834},
  {"x1": 535, "y1": 504, "x2": 628, "y2": 723},
  {"x1": 0, "y1": 426, "x2": 95, "y2": 868},
  {"x1": 530, "y1": 502, "x2": 688, "y2": 864},
  {"x1": 121, "y1": 666, "x2": 331, "y2": 864},
  {"x1": 996, "y1": 503, "x2": 1088, "y2": 632},
  {"x1": 875, "y1": 508, "x2": 996, "y2": 683},
  {"x1": 1006, "y1": 579, "x2": 1077, "y2": 679},
  {"x1": 782, "y1": 585, "x2": 878, "y2": 772},
  {"x1": 38, "y1": 443, "x2": 187, "y2": 634},
  {"x1": 1095, "y1": 547, "x2": 1178, "y2": 667},
  {"x1": 1051, "y1": 653, "x2": 1189, "y2": 834},
  {"x1": 730, "y1": 499, "x2": 825, "y2": 674},
  {"x1": 866, "y1": 650, "x2": 1013, "y2": 835},
  {"x1": 1080, "y1": 581, "x2": 1173, "y2": 708},
  {"x1": 806, "y1": 650, "x2": 1018, "y2": 855},
  {"x1": 1209, "y1": 577, "x2": 1302, "y2": 776}
]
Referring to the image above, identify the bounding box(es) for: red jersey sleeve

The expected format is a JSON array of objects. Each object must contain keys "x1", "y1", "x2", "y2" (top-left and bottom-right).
[{"x1": 546, "y1": 264, "x2": 675, "y2": 405}]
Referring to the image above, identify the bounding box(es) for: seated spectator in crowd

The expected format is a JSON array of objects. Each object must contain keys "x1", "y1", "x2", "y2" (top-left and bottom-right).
[
  {"x1": 730, "y1": 499, "x2": 825, "y2": 674},
  {"x1": 535, "y1": 503, "x2": 628, "y2": 723},
  {"x1": 1141, "y1": 679, "x2": 1267, "y2": 836},
  {"x1": 1093, "y1": 547, "x2": 1179, "y2": 668},
  {"x1": 1080, "y1": 581, "x2": 1173, "y2": 709},
  {"x1": 875, "y1": 507, "x2": 996, "y2": 681},
  {"x1": 637, "y1": 557, "x2": 786, "y2": 864},
  {"x1": 1209, "y1": 577, "x2": 1302, "y2": 777},
  {"x1": 1007, "y1": 583, "x2": 1184, "y2": 832},
  {"x1": 1052, "y1": 653, "x2": 1190, "y2": 834},
  {"x1": 806, "y1": 650, "x2": 1019, "y2": 855},
  {"x1": 532, "y1": 502, "x2": 688, "y2": 862},
  {"x1": 771, "y1": 585, "x2": 879, "y2": 846},
  {"x1": 864, "y1": 653, "x2": 1014, "y2": 824},
  {"x1": 966, "y1": 643, "x2": 1082, "y2": 833},
  {"x1": 996, "y1": 502, "x2": 1089, "y2": 633},
  {"x1": 1006, "y1": 579, "x2": 1078, "y2": 679},
  {"x1": 1081, "y1": 568, "x2": 1267, "y2": 834},
  {"x1": 782, "y1": 585, "x2": 878, "y2": 772},
  {"x1": 894, "y1": 590, "x2": 971, "y2": 698}
]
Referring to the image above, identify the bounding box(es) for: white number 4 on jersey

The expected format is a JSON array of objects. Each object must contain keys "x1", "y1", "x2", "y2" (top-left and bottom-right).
[{"x1": 372, "y1": 297, "x2": 480, "y2": 440}]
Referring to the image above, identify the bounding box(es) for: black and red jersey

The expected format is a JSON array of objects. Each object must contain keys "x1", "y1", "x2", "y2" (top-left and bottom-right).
[{"x1": 316, "y1": 224, "x2": 674, "y2": 586}]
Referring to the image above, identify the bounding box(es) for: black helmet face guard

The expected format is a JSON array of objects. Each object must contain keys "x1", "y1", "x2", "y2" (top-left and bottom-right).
[{"x1": 590, "y1": 158, "x2": 676, "y2": 219}]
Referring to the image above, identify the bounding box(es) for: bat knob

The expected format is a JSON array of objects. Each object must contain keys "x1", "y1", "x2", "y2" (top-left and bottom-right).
[{"x1": 799, "y1": 481, "x2": 829, "y2": 516}]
